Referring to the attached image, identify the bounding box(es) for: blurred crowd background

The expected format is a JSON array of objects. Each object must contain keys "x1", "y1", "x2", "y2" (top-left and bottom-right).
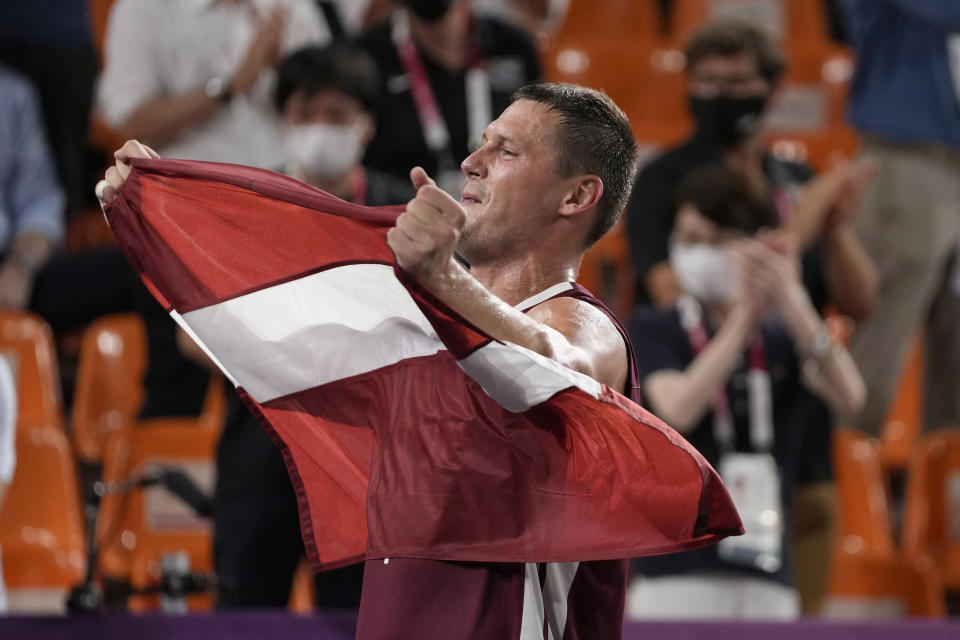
[{"x1": 0, "y1": 0, "x2": 959, "y2": 624}]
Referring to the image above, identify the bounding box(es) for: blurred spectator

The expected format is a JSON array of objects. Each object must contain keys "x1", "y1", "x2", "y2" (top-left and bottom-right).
[
  {"x1": 355, "y1": 0, "x2": 541, "y2": 194},
  {"x1": 0, "y1": 0, "x2": 98, "y2": 219},
  {"x1": 623, "y1": 24, "x2": 876, "y2": 613},
  {"x1": 97, "y1": 0, "x2": 329, "y2": 167},
  {"x1": 0, "y1": 354, "x2": 15, "y2": 614},
  {"x1": 626, "y1": 165, "x2": 865, "y2": 620},
  {"x1": 0, "y1": 65, "x2": 64, "y2": 311},
  {"x1": 0, "y1": 66, "x2": 138, "y2": 334},
  {"x1": 625, "y1": 20, "x2": 875, "y2": 319},
  {"x1": 275, "y1": 44, "x2": 415, "y2": 204},
  {"x1": 840, "y1": 1, "x2": 960, "y2": 436}
]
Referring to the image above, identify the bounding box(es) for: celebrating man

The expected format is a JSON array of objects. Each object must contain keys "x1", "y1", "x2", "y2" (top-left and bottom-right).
[{"x1": 98, "y1": 83, "x2": 717, "y2": 638}]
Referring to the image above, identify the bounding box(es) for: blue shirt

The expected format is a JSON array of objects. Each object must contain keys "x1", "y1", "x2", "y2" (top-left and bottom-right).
[
  {"x1": 842, "y1": 0, "x2": 960, "y2": 149},
  {"x1": 0, "y1": 66, "x2": 65, "y2": 254}
]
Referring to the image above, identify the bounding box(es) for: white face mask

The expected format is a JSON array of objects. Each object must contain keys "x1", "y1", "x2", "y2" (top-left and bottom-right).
[
  {"x1": 670, "y1": 242, "x2": 739, "y2": 303},
  {"x1": 284, "y1": 123, "x2": 364, "y2": 180}
]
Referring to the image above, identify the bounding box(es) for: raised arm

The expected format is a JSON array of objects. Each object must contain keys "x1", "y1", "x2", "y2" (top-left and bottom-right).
[
  {"x1": 784, "y1": 160, "x2": 877, "y2": 321},
  {"x1": 388, "y1": 169, "x2": 628, "y2": 391},
  {"x1": 747, "y1": 233, "x2": 866, "y2": 416},
  {"x1": 643, "y1": 303, "x2": 755, "y2": 433}
]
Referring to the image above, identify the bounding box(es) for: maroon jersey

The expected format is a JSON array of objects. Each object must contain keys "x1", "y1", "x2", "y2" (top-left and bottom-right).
[{"x1": 357, "y1": 282, "x2": 640, "y2": 640}]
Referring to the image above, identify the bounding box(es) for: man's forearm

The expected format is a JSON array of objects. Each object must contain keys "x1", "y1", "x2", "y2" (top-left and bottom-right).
[
  {"x1": 648, "y1": 305, "x2": 753, "y2": 432},
  {"x1": 776, "y1": 283, "x2": 866, "y2": 415},
  {"x1": 118, "y1": 90, "x2": 223, "y2": 148},
  {"x1": 416, "y1": 261, "x2": 585, "y2": 370}
]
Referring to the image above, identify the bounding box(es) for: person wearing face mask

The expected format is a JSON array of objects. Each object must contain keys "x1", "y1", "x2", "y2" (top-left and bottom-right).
[
  {"x1": 355, "y1": 0, "x2": 541, "y2": 195},
  {"x1": 625, "y1": 20, "x2": 875, "y2": 319},
  {"x1": 625, "y1": 20, "x2": 877, "y2": 615},
  {"x1": 275, "y1": 43, "x2": 415, "y2": 205},
  {"x1": 626, "y1": 165, "x2": 865, "y2": 620}
]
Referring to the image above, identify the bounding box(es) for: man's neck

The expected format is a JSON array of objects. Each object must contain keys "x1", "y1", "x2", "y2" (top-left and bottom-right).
[{"x1": 469, "y1": 254, "x2": 580, "y2": 307}]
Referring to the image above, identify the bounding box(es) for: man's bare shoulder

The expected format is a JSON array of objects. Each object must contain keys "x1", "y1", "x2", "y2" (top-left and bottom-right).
[
  {"x1": 528, "y1": 296, "x2": 625, "y2": 364},
  {"x1": 526, "y1": 296, "x2": 628, "y2": 389}
]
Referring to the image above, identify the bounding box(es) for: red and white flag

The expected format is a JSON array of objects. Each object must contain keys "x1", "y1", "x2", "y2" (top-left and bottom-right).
[{"x1": 104, "y1": 158, "x2": 742, "y2": 570}]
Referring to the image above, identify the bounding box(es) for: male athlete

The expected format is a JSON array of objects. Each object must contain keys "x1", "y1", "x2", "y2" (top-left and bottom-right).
[{"x1": 100, "y1": 82, "x2": 641, "y2": 638}]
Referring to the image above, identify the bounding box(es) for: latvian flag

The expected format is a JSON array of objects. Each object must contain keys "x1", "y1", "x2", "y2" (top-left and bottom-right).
[{"x1": 104, "y1": 158, "x2": 742, "y2": 571}]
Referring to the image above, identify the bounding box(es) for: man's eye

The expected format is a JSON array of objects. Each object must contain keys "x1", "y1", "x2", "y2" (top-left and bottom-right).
[{"x1": 501, "y1": 149, "x2": 517, "y2": 157}]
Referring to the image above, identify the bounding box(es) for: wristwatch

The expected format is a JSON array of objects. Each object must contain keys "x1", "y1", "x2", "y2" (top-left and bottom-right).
[
  {"x1": 808, "y1": 325, "x2": 834, "y2": 362},
  {"x1": 204, "y1": 76, "x2": 233, "y2": 103}
]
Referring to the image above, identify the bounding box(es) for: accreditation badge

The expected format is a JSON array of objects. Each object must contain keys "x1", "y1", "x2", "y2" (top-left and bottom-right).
[{"x1": 717, "y1": 452, "x2": 784, "y2": 573}]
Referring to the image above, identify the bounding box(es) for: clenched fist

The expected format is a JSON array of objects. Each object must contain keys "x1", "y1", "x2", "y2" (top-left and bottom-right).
[
  {"x1": 388, "y1": 167, "x2": 467, "y2": 281},
  {"x1": 95, "y1": 139, "x2": 160, "y2": 205}
]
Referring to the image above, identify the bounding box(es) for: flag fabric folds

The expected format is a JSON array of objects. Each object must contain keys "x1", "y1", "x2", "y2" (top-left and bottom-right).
[{"x1": 104, "y1": 158, "x2": 743, "y2": 571}]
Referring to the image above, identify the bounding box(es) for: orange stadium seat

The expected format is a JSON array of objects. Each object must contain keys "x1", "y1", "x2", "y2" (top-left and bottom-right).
[
  {"x1": 669, "y1": 0, "x2": 830, "y2": 44},
  {"x1": 826, "y1": 429, "x2": 946, "y2": 617},
  {"x1": 0, "y1": 311, "x2": 64, "y2": 430},
  {"x1": 826, "y1": 552, "x2": 945, "y2": 618},
  {"x1": 288, "y1": 559, "x2": 318, "y2": 613},
  {"x1": 880, "y1": 337, "x2": 925, "y2": 472},
  {"x1": 902, "y1": 429, "x2": 960, "y2": 591},
  {"x1": 832, "y1": 429, "x2": 894, "y2": 559},
  {"x1": 779, "y1": 45, "x2": 854, "y2": 130},
  {"x1": 542, "y1": 36, "x2": 692, "y2": 147},
  {"x1": 763, "y1": 126, "x2": 860, "y2": 172},
  {"x1": 96, "y1": 419, "x2": 218, "y2": 610},
  {"x1": 553, "y1": 0, "x2": 663, "y2": 40},
  {"x1": 0, "y1": 426, "x2": 86, "y2": 613},
  {"x1": 72, "y1": 314, "x2": 147, "y2": 464}
]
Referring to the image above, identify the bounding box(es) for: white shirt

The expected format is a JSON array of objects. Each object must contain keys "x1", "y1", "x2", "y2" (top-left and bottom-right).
[
  {"x1": 325, "y1": 0, "x2": 372, "y2": 34},
  {"x1": 97, "y1": 0, "x2": 329, "y2": 167}
]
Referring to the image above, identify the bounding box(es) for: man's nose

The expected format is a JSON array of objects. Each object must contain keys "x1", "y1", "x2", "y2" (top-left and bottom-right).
[{"x1": 461, "y1": 146, "x2": 486, "y2": 177}]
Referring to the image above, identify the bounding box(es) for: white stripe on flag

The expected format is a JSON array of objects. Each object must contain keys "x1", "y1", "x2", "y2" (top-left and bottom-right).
[
  {"x1": 176, "y1": 266, "x2": 599, "y2": 409},
  {"x1": 180, "y1": 263, "x2": 444, "y2": 403},
  {"x1": 458, "y1": 341, "x2": 602, "y2": 413}
]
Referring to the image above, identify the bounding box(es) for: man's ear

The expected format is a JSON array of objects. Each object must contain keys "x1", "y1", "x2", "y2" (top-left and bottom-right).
[{"x1": 559, "y1": 175, "x2": 603, "y2": 218}]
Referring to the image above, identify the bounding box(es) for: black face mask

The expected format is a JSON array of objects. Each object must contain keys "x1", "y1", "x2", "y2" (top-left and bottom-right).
[
  {"x1": 401, "y1": 0, "x2": 455, "y2": 22},
  {"x1": 688, "y1": 94, "x2": 768, "y2": 147}
]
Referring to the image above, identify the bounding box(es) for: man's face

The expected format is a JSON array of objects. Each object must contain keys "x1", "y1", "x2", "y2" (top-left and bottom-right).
[
  {"x1": 687, "y1": 52, "x2": 770, "y2": 100},
  {"x1": 457, "y1": 100, "x2": 570, "y2": 265}
]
